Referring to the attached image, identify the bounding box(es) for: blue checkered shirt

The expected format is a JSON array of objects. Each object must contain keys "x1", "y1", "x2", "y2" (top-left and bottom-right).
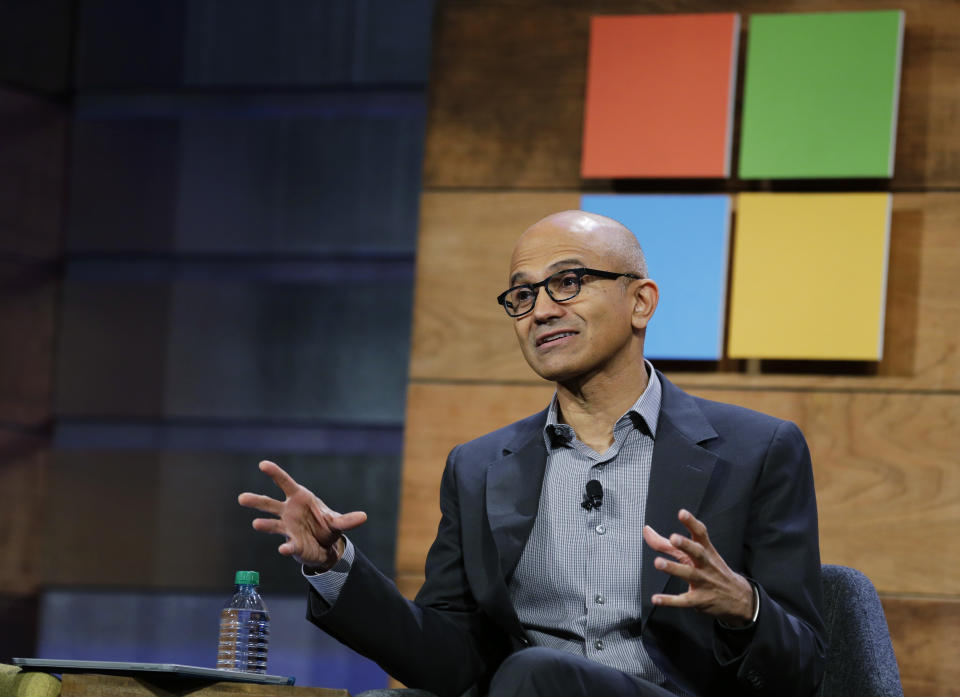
[{"x1": 507, "y1": 363, "x2": 666, "y2": 684}]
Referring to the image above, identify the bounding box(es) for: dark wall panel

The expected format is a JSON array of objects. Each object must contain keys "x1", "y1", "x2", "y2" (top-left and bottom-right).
[
  {"x1": 0, "y1": 33, "x2": 69, "y2": 667},
  {"x1": 55, "y1": 282, "x2": 171, "y2": 417},
  {"x1": 0, "y1": 593, "x2": 39, "y2": 663},
  {"x1": 43, "y1": 450, "x2": 401, "y2": 590},
  {"x1": 74, "y1": 0, "x2": 187, "y2": 88},
  {"x1": 0, "y1": 89, "x2": 67, "y2": 259},
  {"x1": 181, "y1": 0, "x2": 434, "y2": 86},
  {"x1": 0, "y1": 0, "x2": 74, "y2": 93},
  {"x1": 67, "y1": 109, "x2": 424, "y2": 254},
  {"x1": 2, "y1": 0, "x2": 433, "y2": 688},
  {"x1": 76, "y1": 0, "x2": 434, "y2": 88},
  {"x1": 0, "y1": 263, "x2": 59, "y2": 424},
  {"x1": 175, "y1": 114, "x2": 424, "y2": 254},
  {"x1": 0, "y1": 431, "x2": 47, "y2": 594},
  {"x1": 67, "y1": 119, "x2": 182, "y2": 253},
  {"x1": 163, "y1": 282, "x2": 411, "y2": 422},
  {"x1": 56, "y1": 279, "x2": 411, "y2": 421}
]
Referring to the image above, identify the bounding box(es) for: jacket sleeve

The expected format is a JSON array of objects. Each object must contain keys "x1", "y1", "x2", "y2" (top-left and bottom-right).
[
  {"x1": 720, "y1": 420, "x2": 827, "y2": 696},
  {"x1": 306, "y1": 445, "x2": 508, "y2": 697}
]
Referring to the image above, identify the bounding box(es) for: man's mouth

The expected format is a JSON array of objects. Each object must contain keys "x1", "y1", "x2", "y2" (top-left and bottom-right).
[{"x1": 536, "y1": 331, "x2": 578, "y2": 347}]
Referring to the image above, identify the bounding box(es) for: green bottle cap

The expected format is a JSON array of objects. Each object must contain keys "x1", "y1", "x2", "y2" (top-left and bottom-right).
[{"x1": 234, "y1": 570, "x2": 260, "y2": 585}]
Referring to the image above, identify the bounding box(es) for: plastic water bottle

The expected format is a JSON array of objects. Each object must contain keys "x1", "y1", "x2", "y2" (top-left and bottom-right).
[{"x1": 217, "y1": 570, "x2": 270, "y2": 673}]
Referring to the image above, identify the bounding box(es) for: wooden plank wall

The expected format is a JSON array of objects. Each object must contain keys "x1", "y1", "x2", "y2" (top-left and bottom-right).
[{"x1": 398, "y1": 2, "x2": 960, "y2": 696}]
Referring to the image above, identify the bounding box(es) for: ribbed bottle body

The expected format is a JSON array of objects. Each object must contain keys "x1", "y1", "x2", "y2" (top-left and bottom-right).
[{"x1": 217, "y1": 574, "x2": 269, "y2": 674}]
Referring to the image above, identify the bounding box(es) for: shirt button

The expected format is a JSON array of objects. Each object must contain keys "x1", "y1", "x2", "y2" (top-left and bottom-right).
[
  {"x1": 594, "y1": 639, "x2": 604, "y2": 651},
  {"x1": 595, "y1": 524, "x2": 606, "y2": 535},
  {"x1": 595, "y1": 594, "x2": 605, "y2": 604}
]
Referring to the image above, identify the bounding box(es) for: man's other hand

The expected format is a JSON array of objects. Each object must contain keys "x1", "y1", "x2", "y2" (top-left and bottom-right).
[
  {"x1": 643, "y1": 509, "x2": 755, "y2": 627},
  {"x1": 238, "y1": 460, "x2": 368, "y2": 571}
]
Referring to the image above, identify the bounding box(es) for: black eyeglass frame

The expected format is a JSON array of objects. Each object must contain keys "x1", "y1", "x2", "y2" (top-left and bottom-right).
[{"x1": 496, "y1": 267, "x2": 643, "y2": 318}]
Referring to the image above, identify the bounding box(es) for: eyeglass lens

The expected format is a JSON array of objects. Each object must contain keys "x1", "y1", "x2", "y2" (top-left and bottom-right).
[{"x1": 503, "y1": 270, "x2": 582, "y2": 316}]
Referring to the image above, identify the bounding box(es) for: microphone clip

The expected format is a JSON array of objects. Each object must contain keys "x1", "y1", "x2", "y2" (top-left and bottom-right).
[{"x1": 581, "y1": 479, "x2": 603, "y2": 510}]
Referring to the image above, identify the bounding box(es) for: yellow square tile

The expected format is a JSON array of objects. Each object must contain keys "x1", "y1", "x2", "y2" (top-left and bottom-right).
[{"x1": 728, "y1": 193, "x2": 891, "y2": 360}]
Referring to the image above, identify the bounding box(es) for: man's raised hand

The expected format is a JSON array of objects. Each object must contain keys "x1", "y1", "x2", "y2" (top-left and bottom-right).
[
  {"x1": 238, "y1": 460, "x2": 367, "y2": 571},
  {"x1": 643, "y1": 509, "x2": 755, "y2": 627}
]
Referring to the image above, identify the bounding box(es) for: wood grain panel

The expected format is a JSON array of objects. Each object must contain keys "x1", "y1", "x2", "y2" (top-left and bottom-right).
[
  {"x1": 400, "y1": 4, "x2": 960, "y2": 694},
  {"x1": 424, "y1": 3, "x2": 587, "y2": 189},
  {"x1": 398, "y1": 383, "x2": 959, "y2": 595},
  {"x1": 680, "y1": 387, "x2": 959, "y2": 596},
  {"x1": 411, "y1": 192, "x2": 960, "y2": 390},
  {"x1": 424, "y1": 0, "x2": 960, "y2": 189},
  {"x1": 396, "y1": 573, "x2": 423, "y2": 602},
  {"x1": 879, "y1": 193, "x2": 960, "y2": 386},
  {"x1": 397, "y1": 381, "x2": 554, "y2": 575},
  {"x1": 882, "y1": 595, "x2": 960, "y2": 697},
  {"x1": 410, "y1": 191, "x2": 579, "y2": 384},
  {"x1": 0, "y1": 432, "x2": 47, "y2": 594}
]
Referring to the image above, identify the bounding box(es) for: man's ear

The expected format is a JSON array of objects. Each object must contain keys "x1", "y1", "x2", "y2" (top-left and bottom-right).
[{"x1": 631, "y1": 279, "x2": 659, "y2": 331}]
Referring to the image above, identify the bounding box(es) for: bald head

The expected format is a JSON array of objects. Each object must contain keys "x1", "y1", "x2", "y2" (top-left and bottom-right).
[
  {"x1": 511, "y1": 210, "x2": 648, "y2": 280},
  {"x1": 505, "y1": 209, "x2": 659, "y2": 387}
]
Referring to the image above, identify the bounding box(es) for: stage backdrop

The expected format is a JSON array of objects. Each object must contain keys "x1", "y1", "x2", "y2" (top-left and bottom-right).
[{"x1": 396, "y1": 2, "x2": 960, "y2": 697}]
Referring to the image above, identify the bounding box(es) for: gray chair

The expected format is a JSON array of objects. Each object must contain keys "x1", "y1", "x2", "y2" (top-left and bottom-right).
[
  {"x1": 358, "y1": 564, "x2": 904, "y2": 697},
  {"x1": 818, "y1": 564, "x2": 903, "y2": 697}
]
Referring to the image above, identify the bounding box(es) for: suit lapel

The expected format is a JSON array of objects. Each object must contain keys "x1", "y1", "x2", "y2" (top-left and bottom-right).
[
  {"x1": 477, "y1": 377, "x2": 722, "y2": 635},
  {"x1": 485, "y1": 419, "x2": 549, "y2": 580},
  {"x1": 641, "y1": 373, "x2": 719, "y2": 629}
]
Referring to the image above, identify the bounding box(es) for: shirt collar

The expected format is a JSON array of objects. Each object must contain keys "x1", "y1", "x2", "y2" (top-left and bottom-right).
[{"x1": 543, "y1": 360, "x2": 661, "y2": 450}]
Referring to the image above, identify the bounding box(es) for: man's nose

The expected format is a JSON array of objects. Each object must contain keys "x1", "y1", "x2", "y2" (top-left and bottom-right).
[{"x1": 531, "y1": 288, "x2": 565, "y2": 322}]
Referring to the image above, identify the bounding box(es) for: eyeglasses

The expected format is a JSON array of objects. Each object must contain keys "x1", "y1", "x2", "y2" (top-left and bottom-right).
[{"x1": 496, "y1": 267, "x2": 642, "y2": 318}]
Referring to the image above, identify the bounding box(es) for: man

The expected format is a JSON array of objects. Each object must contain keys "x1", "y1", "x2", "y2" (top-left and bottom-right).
[{"x1": 239, "y1": 211, "x2": 825, "y2": 697}]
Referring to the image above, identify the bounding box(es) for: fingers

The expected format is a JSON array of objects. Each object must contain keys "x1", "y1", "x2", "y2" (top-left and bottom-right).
[
  {"x1": 303, "y1": 494, "x2": 367, "y2": 534},
  {"x1": 667, "y1": 532, "x2": 708, "y2": 565},
  {"x1": 251, "y1": 517, "x2": 286, "y2": 535},
  {"x1": 238, "y1": 492, "x2": 283, "y2": 514},
  {"x1": 240, "y1": 461, "x2": 367, "y2": 569},
  {"x1": 678, "y1": 509, "x2": 711, "y2": 547},
  {"x1": 645, "y1": 511, "x2": 711, "y2": 565},
  {"x1": 651, "y1": 591, "x2": 696, "y2": 608},
  {"x1": 330, "y1": 510, "x2": 368, "y2": 533},
  {"x1": 648, "y1": 510, "x2": 754, "y2": 622},
  {"x1": 258, "y1": 460, "x2": 301, "y2": 498},
  {"x1": 654, "y1": 556, "x2": 696, "y2": 580},
  {"x1": 278, "y1": 536, "x2": 300, "y2": 557},
  {"x1": 642, "y1": 524, "x2": 674, "y2": 553},
  {"x1": 644, "y1": 524, "x2": 693, "y2": 566}
]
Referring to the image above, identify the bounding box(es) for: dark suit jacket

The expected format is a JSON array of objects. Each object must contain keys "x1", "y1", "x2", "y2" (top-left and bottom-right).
[{"x1": 309, "y1": 372, "x2": 826, "y2": 697}]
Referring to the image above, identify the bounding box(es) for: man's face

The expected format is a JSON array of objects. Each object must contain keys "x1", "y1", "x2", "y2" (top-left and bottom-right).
[{"x1": 508, "y1": 222, "x2": 638, "y2": 383}]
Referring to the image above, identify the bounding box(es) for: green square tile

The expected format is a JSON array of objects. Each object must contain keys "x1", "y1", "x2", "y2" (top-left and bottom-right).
[{"x1": 739, "y1": 10, "x2": 904, "y2": 179}]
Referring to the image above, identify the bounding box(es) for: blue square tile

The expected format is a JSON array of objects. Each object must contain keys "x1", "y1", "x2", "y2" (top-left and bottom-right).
[{"x1": 580, "y1": 194, "x2": 731, "y2": 360}]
